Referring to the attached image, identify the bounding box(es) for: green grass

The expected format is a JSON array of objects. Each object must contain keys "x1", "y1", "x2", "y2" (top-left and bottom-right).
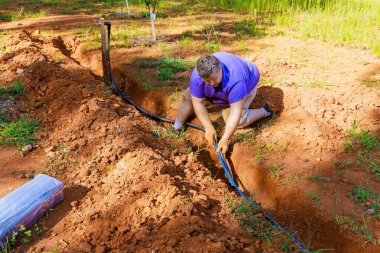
[
  {"x1": 366, "y1": 159, "x2": 380, "y2": 181},
  {"x1": 134, "y1": 57, "x2": 194, "y2": 82},
  {"x1": 361, "y1": 78, "x2": 380, "y2": 89},
  {"x1": 0, "y1": 82, "x2": 24, "y2": 95},
  {"x1": 352, "y1": 186, "x2": 370, "y2": 203},
  {"x1": 157, "y1": 68, "x2": 173, "y2": 80},
  {"x1": 151, "y1": 125, "x2": 187, "y2": 140},
  {"x1": 234, "y1": 19, "x2": 262, "y2": 37},
  {"x1": 227, "y1": 197, "x2": 275, "y2": 244},
  {"x1": 1, "y1": 9, "x2": 48, "y2": 22},
  {"x1": 341, "y1": 122, "x2": 380, "y2": 181},
  {"x1": 0, "y1": 119, "x2": 39, "y2": 148},
  {"x1": 306, "y1": 174, "x2": 332, "y2": 183},
  {"x1": 210, "y1": 0, "x2": 380, "y2": 56},
  {"x1": 335, "y1": 214, "x2": 373, "y2": 242},
  {"x1": 269, "y1": 163, "x2": 284, "y2": 179},
  {"x1": 135, "y1": 57, "x2": 194, "y2": 71}
]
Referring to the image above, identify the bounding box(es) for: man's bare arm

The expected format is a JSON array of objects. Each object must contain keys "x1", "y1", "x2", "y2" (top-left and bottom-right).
[
  {"x1": 191, "y1": 96, "x2": 213, "y2": 129},
  {"x1": 191, "y1": 95, "x2": 217, "y2": 145},
  {"x1": 222, "y1": 99, "x2": 244, "y2": 140}
]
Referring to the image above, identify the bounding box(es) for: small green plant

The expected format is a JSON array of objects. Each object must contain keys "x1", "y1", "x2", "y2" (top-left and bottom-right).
[
  {"x1": 255, "y1": 144, "x2": 266, "y2": 163},
  {"x1": 152, "y1": 126, "x2": 162, "y2": 138},
  {"x1": 333, "y1": 160, "x2": 352, "y2": 170},
  {"x1": 347, "y1": 123, "x2": 379, "y2": 151},
  {"x1": 306, "y1": 192, "x2": 320, "y2": 207},
  {"x1": 269, "y1": 163, "x2": 284, "y2": 179},
  {"x1": 52, "y1": 51, "x2": 65, "y2": 63},
  {"x1": 158, "y1": 57, "x2": 193, "y2": 72},
  {"x1": 143, "y1": 80, "x2": 155, "y2": 90},
  {"x1": 0, "y1": 108, "x2": 6, "y2": 123},
  {"x1": 103, "y1": 85, "x2": 113, "y2": 95},
  {"x1": 232, "y1": 130, "x2": 255, "y2": 143},
  {"x1": 157, "y1": 68, "x2": 174, "y2": 80},
  {"x1": 229, "y1": 198, "x2": 275, "y2": 243},
  {"x1": 280, "y1": 238, "x2": 296, "y2": 253},
  {"x1": 366, "y1": 159, "x2": 380, "y2": 181},
  {"x1": 0, "y1": 82, "x2": 24, "y2": 95},
  {"x1": 1, "y1": 223, "x2": 39, "y2": 252},
  {"x1": 33, "y1": 224, "x2": 43, "y2": 235},
  {"x1": 342, "y1": 140, "x2": 353, "y2": 151},
  {"x1": 353, "y1": 186, "x2": 370, "y2": 203},
  {"x1": 203, "y1": 42, "x2": 220, "y2": 53},
  {"x1": 306, "y1": 174, "x2": 332, "y2": 183},
  {"x1": 335, "y1": 215, "x2": 374, "y2": 242},
  {"x1": 306, "y1": 174, "x2": 322, "y2": 183},
  {"x1": 0, "y1": 118, "x2": 39, "y2": 148},
  {"x1": 234, "y1": 19, "x2": 261, "y2": 37}
]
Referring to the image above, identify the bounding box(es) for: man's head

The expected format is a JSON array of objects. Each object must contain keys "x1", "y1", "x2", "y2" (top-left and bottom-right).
[{"x1": 196, "y1": 55, "x2": 223, "y2": 87}]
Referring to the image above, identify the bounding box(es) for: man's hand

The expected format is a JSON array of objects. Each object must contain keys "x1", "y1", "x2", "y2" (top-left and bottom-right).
[
  {"x1": 216, "y1": 137, "x2": 229, "y2": 154},
  {"x1": 204, "y1": 126, "x2": 217, "y2": 146}
]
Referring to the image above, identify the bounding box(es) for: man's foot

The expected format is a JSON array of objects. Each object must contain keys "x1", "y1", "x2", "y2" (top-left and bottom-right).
[
  {"x1": 263, "y1": 102, "x2": 278, "y2": 115},
  {"x1": 169, "y1": 126, "x2": 185, "y2": 135}
]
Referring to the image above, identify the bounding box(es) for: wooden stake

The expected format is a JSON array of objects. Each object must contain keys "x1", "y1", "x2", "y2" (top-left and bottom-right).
[
  {"x1": 126, "y1": 0, "x2": 130, "y2": 15},
  {"x1": 149, "y1": 4, "x2": 156, "y2": 42},
  {"x1": 100, "y1": 18, "x2": 111, "y2": 85}
]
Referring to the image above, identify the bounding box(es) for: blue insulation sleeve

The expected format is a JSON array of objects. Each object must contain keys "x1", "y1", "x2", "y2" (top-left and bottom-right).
[
  {"x1": 213, "y1": 141, "x2": 309, "y2": 252},
  {"x1": 0, "y1": 174, "x2": 64, "y2": 245}
]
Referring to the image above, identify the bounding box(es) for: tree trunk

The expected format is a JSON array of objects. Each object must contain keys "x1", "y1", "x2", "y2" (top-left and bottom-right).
[{"x1": 149, "y1": 4, "x2": 156, "y2": 41}]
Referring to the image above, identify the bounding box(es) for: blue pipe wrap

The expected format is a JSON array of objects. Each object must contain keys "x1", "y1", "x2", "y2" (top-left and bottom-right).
[{"x1": 0, "y1": 174, "x2": 63, "y2": 245}]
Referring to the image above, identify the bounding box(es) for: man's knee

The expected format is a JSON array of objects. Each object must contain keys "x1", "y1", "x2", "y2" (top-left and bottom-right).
[{"x1": 183, "y1": 87, "x2": 191, "y2": 101}]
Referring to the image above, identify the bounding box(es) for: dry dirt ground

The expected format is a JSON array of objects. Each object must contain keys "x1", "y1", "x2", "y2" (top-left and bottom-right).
[{"x1": 0, "y1": 10, "x2": 379, "y2": 253}]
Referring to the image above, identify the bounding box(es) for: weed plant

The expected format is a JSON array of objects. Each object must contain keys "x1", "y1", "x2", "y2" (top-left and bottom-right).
[
  {"x1": 234, "y1": 19, "x2": 261, "y2": 37},
  {"x1": 0, "y1": 82, "x2": 23, "y2": 95},
  {"x1": 228, "y1": 197, "x2": 275, "y2": 244},
  {"x1": 352, "y1": 186, "x2": 370, "y2": 203},
  {"x1": 342, "y1": 122, "x2": 380, "y2": 181},
  {"x1": 0, "y1": 119, "x2": 39, "y2": 148},
  {"x1": 306, "y1": 192, "x2": 320, "y2": 207}
]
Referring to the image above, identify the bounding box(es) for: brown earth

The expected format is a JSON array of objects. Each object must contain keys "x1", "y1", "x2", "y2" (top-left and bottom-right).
[{"x1": 0, "y1": 11, "x2": 379, "y2": 253}]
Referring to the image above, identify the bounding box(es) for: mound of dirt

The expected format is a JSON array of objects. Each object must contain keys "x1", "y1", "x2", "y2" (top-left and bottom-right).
[{"x1": 1, "y1": 31, "x2": 268, "y2": 253}]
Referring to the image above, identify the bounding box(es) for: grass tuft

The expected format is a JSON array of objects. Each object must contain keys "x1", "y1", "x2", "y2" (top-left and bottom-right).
[{"x1": 0, "y1": 119, "x2": 39, "y2": 148}]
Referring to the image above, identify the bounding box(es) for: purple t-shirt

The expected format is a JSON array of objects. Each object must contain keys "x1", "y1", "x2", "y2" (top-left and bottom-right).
[{"x1": 189, "y1": 52, "x2": 260, "y2": 106}]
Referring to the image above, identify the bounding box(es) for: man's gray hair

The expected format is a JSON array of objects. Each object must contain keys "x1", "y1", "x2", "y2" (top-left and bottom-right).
[{"x1": 196, "y1": 55, "x2": 221, "y2": 78}]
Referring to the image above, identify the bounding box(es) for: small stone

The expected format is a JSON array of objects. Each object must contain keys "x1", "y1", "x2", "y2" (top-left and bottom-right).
[
  {"x1": 70, "y1": 201, "x2": 78, "y2": 207},
  {"x1": 78, "y1": 242, "x2": 92, "y2": 253},
  {"x1": 365, "y1": 201, "x2": 371, "y2": 207},
  {"x1": 78, "y1": 139, "x2": 87, "y2": 147},
  {"x1": 197, "y1": 194, "x2": 208, "y2": 201},
  {"x1": 366, "y1": 208, "x2": 375, "y2": 215},
  {"x1": 16, "y1": 68, "x2": 25, "y2": 74},
  {"x1": 95, "y1": 246, "x2": 106, "y2": 253},
  {"x1": 21, "y1": 144, "x2": 33, "y2": 153},
  {"x1": 118, "y1": 225, "x2": 130, "y2": 234},
  {"x1": 174, "y1": 156, "x2": 182, "y2": 166},
  {"x1": 34, "y1": 101, "x2": 43, "y2": 108},
  {"x1": 316, "y1": 157, "x2": 321, "y2": 161}
]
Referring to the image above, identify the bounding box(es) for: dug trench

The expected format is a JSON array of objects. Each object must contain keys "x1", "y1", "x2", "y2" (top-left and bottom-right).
[{"x1": 1, "y1": 31, "x2": 379, "y2": 252}]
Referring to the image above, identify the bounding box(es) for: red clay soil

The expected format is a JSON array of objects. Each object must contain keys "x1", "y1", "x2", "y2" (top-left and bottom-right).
[
  {"x1": 0, "y1": 31, "x2": 267, "y2": 253},
  {"x1": 0, "y1": 25, "x2": 379, "y2": 253}
]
